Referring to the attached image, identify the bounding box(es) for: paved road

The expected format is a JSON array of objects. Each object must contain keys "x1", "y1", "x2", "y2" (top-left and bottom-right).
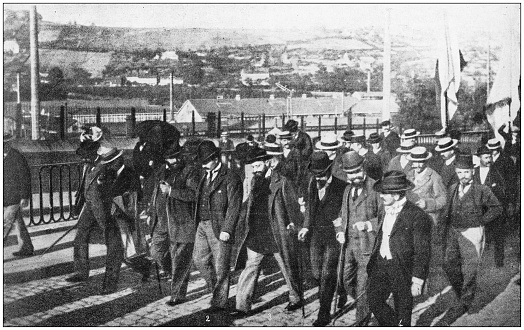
[{"x1": 3, "y1": 220, "x2": 520, "y2": 327}]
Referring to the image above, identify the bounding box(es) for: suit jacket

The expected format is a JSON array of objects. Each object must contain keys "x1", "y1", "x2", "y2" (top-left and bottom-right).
[
  {"x1": 380, "y1": 131, "x2": 400, "y2": 156},
  {"x1": 492, "y1": 152, "x2": 517, "y2": 202},
  {"x1": 363, "y1": 149, "x2": 384, "y2": 181},
  {"x1": 291, "y1": 130, "x2": 313, "y2": 161},
  {"x1": 406, "y1": 167, "x2": 447, "y2": 223},
  {"x1": 442, "y1": 182, "x2": 503, "y2": 228},
  {"x1": 438, "y1": 160, "x2": 459, "y2": 189},
  {"x1": 367, "y1": 201, "x2": 432, "y2": 282},
  {"x1": 473, "y1": 166, "x2": 509, "y2": 207},
  {"x1": 194, "y1": 164, "x2": 243, "y2": 242},
  {"x1": 304, "y1": 175, "x2": 347, "y2": 236},
  {"x1": 387, "y1": 155, "x2": 412, "y2": 175},
  {"x1": 374, "y1": 148, "x2": 392, "y2": 173},
  {"x1": 335, "y1": 176, "x2": 381, "y2": 239},
  {"x1": 3, "y1": 148, "x2": 31, "y2": 206}
]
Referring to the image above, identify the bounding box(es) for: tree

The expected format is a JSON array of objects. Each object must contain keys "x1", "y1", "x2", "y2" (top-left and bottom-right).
[
  {"x1": 67, "y1": 65, "x2": 92, "y2": 86},
  {"x1": 396, "y1": 78, "x2": 440, "y2": 133},
  {"x1": 181, "y1": 60, "x2": 204, "y2": 85},
  {"x1": 40, "y1": 67, "x2": 67, "y2": 100}
]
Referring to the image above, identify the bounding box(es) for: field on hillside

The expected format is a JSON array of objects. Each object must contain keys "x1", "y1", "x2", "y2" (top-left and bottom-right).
[{"x1": 39, "y1": 49, "x2": 112, "y2": 78}]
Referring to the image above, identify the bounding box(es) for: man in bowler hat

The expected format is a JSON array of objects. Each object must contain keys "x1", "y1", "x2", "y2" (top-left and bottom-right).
[
  {"x1": 379, "y1": 120, "x2": 400, "y2": 156},
  {"x1": 193, "y1": 140, "x2": 243, "y2": 312},
  {"x1": 367, "y1": 170, "x2": 432, "y2": 326},
  {"x1": 297, "y1": 151, "x2": 348, "y2": 326}
]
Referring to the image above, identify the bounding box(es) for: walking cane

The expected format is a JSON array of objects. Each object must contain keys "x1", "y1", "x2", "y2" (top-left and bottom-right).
[
  {"x1": 40, "y1": 223, "x2": 78, "y2": 257},
  {"x1": 296, "y1": 237, "x2": 306, "y2": 319},
  {"x1": 332, "y1": 241, "x2": 345, "y2": 320}
]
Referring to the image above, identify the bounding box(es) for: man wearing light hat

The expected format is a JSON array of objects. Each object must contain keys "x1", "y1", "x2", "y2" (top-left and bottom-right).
[
  {"x1": 350, "y1": 134, "x2": 383, "y2": 181},
  {"x1": 400, "y1": 128, "x2": 420, "y2": 147},
  {"x1": 218, "y1": 131, "x2": 235, "y2": 152},
  {"x1": 314, "y1": 132, "x2": 345, "y2": 182},
  {"x1": 297, "y1": 151, "x2": 347, "y2": 326},
  {"x1": 334, "y1": 151, "x2": 382, "y2": 326},
  {"x1": 406, "y1": 146, "x2": 447, "y2": 226},
  {"x1": 233, "y1": 147, "x2": 304, "y2": 316},
  {"x1": 439, "y1": 154, "x2": 502, "y2": 325},
  {"x1": 367, "y1": 170, "x2": 432, "y2": 327},
  {"x1": 387, "y1": 140, "x2": 415, "y2": 175},
  {"x1": 487, "y1": 138, "x2": 516, "y2": 204},
  {"x1": 379, "y1": 120, "x2": 400, "y2": 156},
  {"x1": 434, "y1": 137, "x2": 459, "y2": 189}
]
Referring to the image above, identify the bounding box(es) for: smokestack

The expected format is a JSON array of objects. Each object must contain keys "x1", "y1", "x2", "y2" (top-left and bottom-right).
[{"x1": 30, "y1": 6, "x2": 40, "y2": 139}]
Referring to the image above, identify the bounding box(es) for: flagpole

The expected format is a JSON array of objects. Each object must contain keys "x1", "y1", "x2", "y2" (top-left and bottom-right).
[{"x1": 444, "y1": 91, "x2": 449, "y2": 129}]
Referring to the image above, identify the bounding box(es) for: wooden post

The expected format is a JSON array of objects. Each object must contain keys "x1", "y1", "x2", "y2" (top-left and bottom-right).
[
  {"x1": 241, "y1": 112, "x2": 245, "y2": 135},
  {"x1": 301, "y1": 115, "x2": 305, "y2": 132},
  {"x1": 163, "y1": 109, "x2": 167, "y2": 122},
  {"x1": 363, "y1": 117, "x2": 367, "y2": 137},
  {"x1": 191, "y1": 111, "x2": 196, "y2": 135},
  {"x1": 15, "y1": 103, "x2": 22, "y2": 138},
  {"x1": 376, "y1": 118, "x2": 380, "y2": 133},
  {"x1": 96, "y1": 107, "x2": 101, "y2": 127},
  {"x1": 347, "y1": 105, "x2": 352, "y2": 130},
  {"x1": 282, "y1": 113, "x2": 286, "y2": 128},
  {"x1": 258, "y1": 115, "x2": 262, "y2": 137},
  {"x1": 334, "y1": 116, "x2": 338, "y2": 134},
  {"x1": 318, "y1": 115, "x2": 322, "y2": 138},
  {"x1": 30, "y1": 6, "x2": 40, "y2": 140},
  {"x1": 217, "y1": 111, "x2": 222, "y2": 138},
  {"x1": 59, "y1": 105, "x2": 65, "y2": 140},
  {"x1": 262, "y1": 113, "x2": 266, "y2": 139}
]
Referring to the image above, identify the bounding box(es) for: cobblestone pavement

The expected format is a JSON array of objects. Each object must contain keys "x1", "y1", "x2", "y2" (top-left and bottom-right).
[{"x1": 3, "y1": 221, "x2": 520, "y2": 327}]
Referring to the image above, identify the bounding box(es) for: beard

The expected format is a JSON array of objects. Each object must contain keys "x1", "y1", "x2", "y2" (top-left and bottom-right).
[{"x1": 349, "y1": 177, "x2": 365, "y2": 187}]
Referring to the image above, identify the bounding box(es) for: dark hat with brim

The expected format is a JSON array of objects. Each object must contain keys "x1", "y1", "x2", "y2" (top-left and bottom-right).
[
  {"x1": 373, "y1": 170, "x2": 415, "y2": 193},
  {"x1": 476, "y1": 145, "x2": 491, "y2": 156},
  {"x1": 308, "y1": 151, "x2": 333, "y2": 176},
  {"x1": 381, "y1": 120, "x2": 391, "y2": 127},
  {"x1": 245, "y1": 147, "x2": 272, "y2": 164},
  {"x1": 99, "y1": 147, "x2": 124, "y2": 165},
  {"x1": 339, "y1": 130, "x2": 355, "y2": 142},
  {"x1": 164, "y1": 144, "x2": 183, "y2": 159},
  {"x1": 351, "y1": 134, "x2": 366, "y2": 144},
  {"x1": 455, "y1": 153, "x2": 474, "y2": 169},
  {"x1": 367, "y1": 132, "x2": 382, "y2": 144},
  {"x1": 341, "y1": 151, "x2": 365, "y2": 173},
  {"x1": 198, "y1": 140, "x2": 220, "y2": 163},
  {"x1": 284, "y1": 119, "x2": 299, "y2": 132}
]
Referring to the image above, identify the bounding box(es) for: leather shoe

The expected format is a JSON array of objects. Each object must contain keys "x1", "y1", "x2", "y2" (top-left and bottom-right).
[
  {"x1": 165, "y1": 299, "x2": 187, "y2": 307},
  {"x1": 284, "y1": 300, "x2": 305, "y2": 312},
  {"x1": 65, "y1": 274, "x2": 88, "y2": 282},
  {"x1": 12, "y1": 250, "x2": 34, "y2": 257},
  {"x1": 229, "y1": 309, "x2": 249, "y2": 318},
  {"x1": 337, "y1": 294, "x2": 348, "y2": 309},
  {"x1": 312, "y1": 318, "x2": 330, "y2": 327}
]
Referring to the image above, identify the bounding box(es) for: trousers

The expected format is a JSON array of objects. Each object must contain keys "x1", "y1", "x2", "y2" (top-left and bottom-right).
[
  {"x1": 343, "y1": 240, "x2": 371, "y2": 322},
  {"x1": 72, "y1": 203, "x2": 124, "y2": 291},
  {"x1": 169, "y1": 242, "x2": 194, "y2": 301},
  {"x1": 193, "y1": 220, "x2": 232, "y2": 308},
  {"x1": 3, "y1": 204, "x2": 34, "y2": 252}
]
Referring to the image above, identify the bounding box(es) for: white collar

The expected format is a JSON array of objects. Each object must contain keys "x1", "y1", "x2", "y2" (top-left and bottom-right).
[
  {"x1": 385, "y1": 197, "x2": 407, "y2": 214},
  {"x1": 116, "y1": 164, "x2": 125, "y2": 177},
  {"x1": 445, "y1": 155, "x2": 456, "y2": 166}
]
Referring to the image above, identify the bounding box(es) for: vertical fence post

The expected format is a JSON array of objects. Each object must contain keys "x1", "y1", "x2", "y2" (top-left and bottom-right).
[
  {"x1": 301, "y1": 115, "x2": 305, "y2": 132},
  {"x1": 241, "y1": 112, "x2": 245, "y2": 135},
  {"x1": 16, "y1": 103, "x2": 23, "y2": 138},
  {"x1": 334, "y1": 116, "x2": 338, "y2": 134},
  {"x1": 363, "y1": 117, "x2": 367, "y2": 138},
  {"x1": 191, "y1": 111, "x2": 196, "y2": 135},
  {"x1": 262, "y1": 113, "x2": 266, "y2": 139},
  {"x1": 96, "y1": 107, "x2": 101, "y2": 127},
  {"x1": 376, "y1": 118, "x2": 380, "y2": 133},
  {"x1": 59, "y1": 105, "x2": 65, "y2": 140},
  {"x1": 163, "y1": 109, "x2": 167, "y2": 122},
  {"x1": 258, "y1": 115, "x2": 262, "y2": 137},
  {"x1": 347, "y1": 106, "x2": 352, "y2": 130},
  {"x1": 318, "y1": 115, "x2": 322, "y2": 138},
  {"x1": 217, "y1": 111, "x2": 222, "y2": 138},
  {"x1": 282, "y1": 113, "x2": 286, "y2": 128}
]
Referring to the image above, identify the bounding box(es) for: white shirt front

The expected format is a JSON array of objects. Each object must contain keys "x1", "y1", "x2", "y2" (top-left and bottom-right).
[
  {"x1": 207, "y1": 162, "x2": 222, "y2": 183},
  {"x1": 318, "y1": 175, "x2": 333, "y2": 200},
  {"x1": 400, "y1": 155, "x2": 409, "y2": 169},
  {"x1": 380, "y1": 197, "x2": 407, "y2": 260},
  {"x1": 445, "y1": 155, "x2": 456, "y2": 166},
  {"x1": 479, "y1": 166, "x2": 489, "y2": 184}
]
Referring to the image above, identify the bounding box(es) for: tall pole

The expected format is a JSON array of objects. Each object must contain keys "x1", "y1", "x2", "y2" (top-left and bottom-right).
[
  {"x1": 487, "y1": 37, "x2": 490, "y2": 98},
  {"x1": 16, "y1": 72, "x2": 21, "y2": 103},
  {"x1": 367, "y1": 71, "x2": 371, "y2": 93},
  {"x1": 382, "y1": 8, "x2": 392, "y2": 122},
  {"x1": 169, "y1": 71, "x2": 175, "y2": 122},
  {"x1": 30, "y1": 6, "x2": 40, "y2": 140}
]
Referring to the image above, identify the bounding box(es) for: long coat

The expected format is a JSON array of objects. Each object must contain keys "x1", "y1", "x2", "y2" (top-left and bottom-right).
[
  {"x1": 194, "y1": 164, "x2": 243, "y2": 242},
  {"x1": 291, "y1": 130, "x2": 313, "y2": 161},
  {"x1": 234, "y1": 170, "x2": 304, "y2": 284},
  {"x1": 380, "y1": 131, "x2": 401, "y2": 156},
  {"x1": 304, "y1": 175, "x2": 347, "y2": 233},
  {"x1": 3, "y1": 148, "x2": 31, "y2": 206},
  {"x1": 438, "y1": 160, "x2": 459, "y2": 189},
  {"x1": 473, "y1": 166, "x2": 509, "y2": 207},
  {"x1": 406, "y1": 167, "x2": 447, "y2": 224},
  {"x1": 367, "y1": 201, "x2": 432, "y2": 282}
]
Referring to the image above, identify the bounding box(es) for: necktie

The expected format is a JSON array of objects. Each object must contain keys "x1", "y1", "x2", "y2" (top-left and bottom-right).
[
  {"x1": 459, "y1": 184, "x2": 466, "y2": 199},
  {"x1": 207, "y1": 171, "x2": 213, "y2": 186},
  {"x1": 352, "y1": 187, "x2": 358, "y2": 201}
]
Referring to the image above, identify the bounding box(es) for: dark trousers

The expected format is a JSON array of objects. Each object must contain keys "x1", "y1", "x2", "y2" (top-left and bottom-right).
[
  {"x1": 169, "y1": 242, "x2": 194, "y2": 301},
  {"x1": 310, "y1": 231, "x2": 341, "y2": 322},
  {"x1": 485, "y1": 216, "x2": 505, "y2": 267},
  {"x1": 193, "y1": 220, "x2": 232, "y2": 308},
  {"x1": 368, "y1": 255, "x2": 413, "y2": 327},
  {"x1": 73, "y1": 203, "x2": 124, "y2": 290},
  {"x1": 343, "y1": 240, "x2": 371, "y2": 322},
  {"x1": 150, "y1": 215, "x2": 172, "y2": 273},
  {"x1": 3, "y1": 204, "x2": 34, "y2": 252}
]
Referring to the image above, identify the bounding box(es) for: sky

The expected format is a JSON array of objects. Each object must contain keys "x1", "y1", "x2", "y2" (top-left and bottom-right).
[{"x1": 4, "y1": 3, "x2": 519, "y2": 35}]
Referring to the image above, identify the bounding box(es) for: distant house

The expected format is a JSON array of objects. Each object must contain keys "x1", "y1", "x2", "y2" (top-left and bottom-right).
[
  {"x1": 175, "y1": 95, "x2": 359, "y2": 123},
  {"x1": 240, "y1": 68, "x2": 270, "y2": 86},
  {"x1": 160, "y1": 51, "x2": 179, "y2": 61},
  {"x1": 351, "y1": 91, "x2": 398, "y2": 101}
]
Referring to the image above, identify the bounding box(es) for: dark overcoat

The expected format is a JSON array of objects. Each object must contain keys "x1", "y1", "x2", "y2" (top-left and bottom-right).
[
  {"x1": 3, "y1": 148, "x2": 31, "y2": 206},
  {"x1": 367, "y1": 201, "x2": 433, "y2": 282}
]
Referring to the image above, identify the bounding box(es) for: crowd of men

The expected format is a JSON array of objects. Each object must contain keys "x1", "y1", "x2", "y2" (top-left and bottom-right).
[{"x1": 3, "y1": 116, "x2": 520, "y2": 326}]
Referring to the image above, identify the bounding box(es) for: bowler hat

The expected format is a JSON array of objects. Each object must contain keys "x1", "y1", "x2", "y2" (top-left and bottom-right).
[
  {"x1": 351, "y1": 134, "x2": 366, "y2": 144},
  {"x1": 308, "y1": 151, "x2": 333, "y2": 176},
  {"x1": 197, "y1": 140, "x2": 220, "y2": 163},
  {"x1": 367, "y1": 132, "x2": 382, "y2": 144},
  {"x1": 245, "y1": 147, "x2": 272, "y2": 164},
  {"x1": 476, "y1": 145, "x2": 491, "y2": 156},
  {"x1": 406, "y1": 146, "x2": 432, "y2": 162},
  {"x1": 339, "y1": 130, "x2": 355, "y2": 142},
  {"x1": 373, "y1": 170, "x2": 415, "y2": 193},
  {"x1": 435, "y1": 137, "x2": 458, "y2": 152},
  {"x1": 99, "y1": 147, "x2": 123, "y2": 165},
  {"x1": 455, "y1": 153, "x2": 474, "y2": 169},
  {"x1": 278, "y1": 130, "x2": 292, "y2": 140},
  {"x1": 164, "y1": 144, "x2": 183, "y2": 159},
  {"x1": 342, "y1": 151, "x2": 364, "y2": 173},
  {"x1": 401, "y1": 128, "x2": 420, "y2": 140},
  {"x1": 396, "y1": 140, "x2": 416, "y2": 154},
  {"x1": 381, "y1": 120, "x2": 391, "y2": 127},
  {"x1": 315, "y1": 132, "x2": 342, "y2": 150},
  {"x1": 486, "y1": 138, "x2": 502, "y2": 150},
  {"x1": 284, "y1": 119, "x2": 299, "y2": 132}
]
